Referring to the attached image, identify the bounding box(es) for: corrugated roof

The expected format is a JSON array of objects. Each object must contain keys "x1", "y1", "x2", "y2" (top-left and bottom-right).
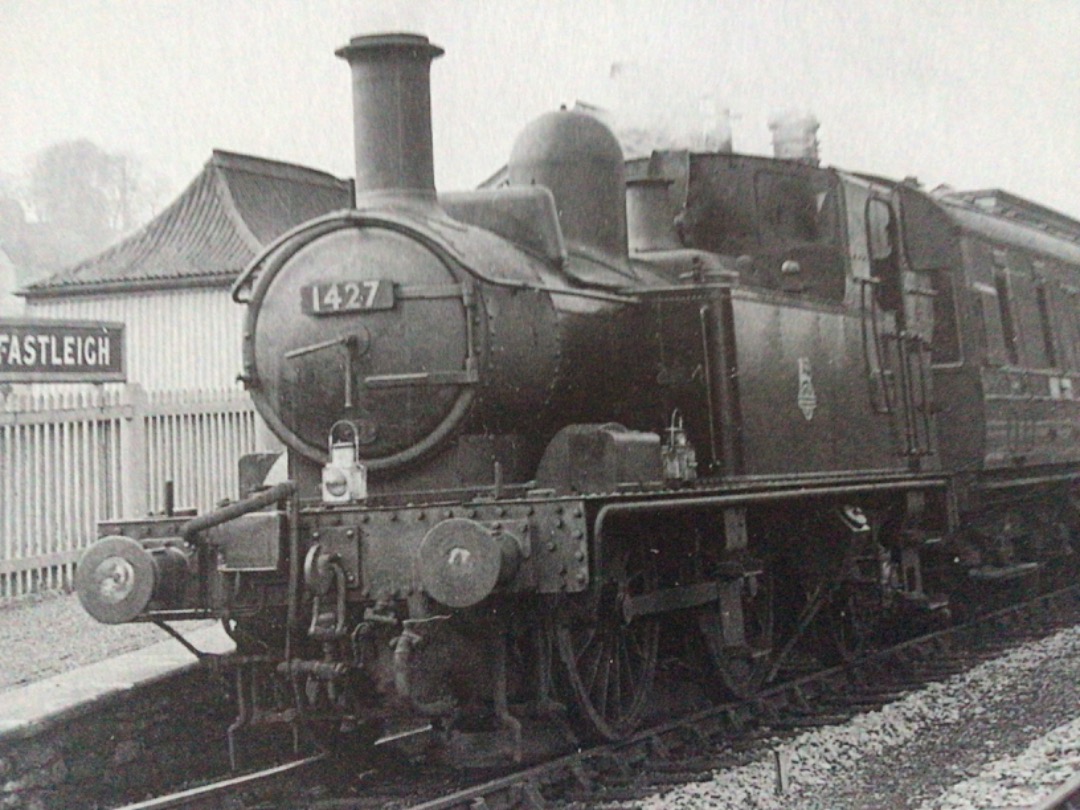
[{"x1": 22, "y1": 151, "x2": 353, "y2": 297}]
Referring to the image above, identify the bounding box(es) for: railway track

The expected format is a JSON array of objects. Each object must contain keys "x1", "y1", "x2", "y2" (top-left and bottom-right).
[
  {"x1": 113, "y1": 755, "x2": 327, "y2": 810},
  {"x1": 1033, "y1": 772, "x2": 1080, "y2": 810},
  {"x1": 112, "y1": 583, "x2": 1080, "y2": 810}
]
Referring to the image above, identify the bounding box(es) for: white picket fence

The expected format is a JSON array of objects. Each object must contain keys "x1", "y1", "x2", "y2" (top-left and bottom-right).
[{"x1": 0, "y1": 384, "x2": 259, "y2": 598}]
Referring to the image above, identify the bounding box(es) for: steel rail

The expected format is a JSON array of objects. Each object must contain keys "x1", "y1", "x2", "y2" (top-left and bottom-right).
[
  {"x1": 1030, "y1": 771, "x2": 1080, "y2": 810},
  {"x1": 112, "y1": 753, "x2": 325, "y2": 810}
]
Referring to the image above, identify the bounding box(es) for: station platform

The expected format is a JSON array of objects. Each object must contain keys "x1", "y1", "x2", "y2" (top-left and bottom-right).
[{"x1": 0, "y1": 623, "x2": 235, "y2": 741}]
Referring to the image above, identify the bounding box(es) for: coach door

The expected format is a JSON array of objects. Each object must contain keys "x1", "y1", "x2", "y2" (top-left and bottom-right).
[{"x1": 846, "y1": 178, "x2": 934, "y2": 465}]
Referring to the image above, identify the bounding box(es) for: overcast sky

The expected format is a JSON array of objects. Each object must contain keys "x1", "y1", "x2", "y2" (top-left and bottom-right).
[{"x1": 2, "y1": 0, "x2": 1079, "y2": 219}]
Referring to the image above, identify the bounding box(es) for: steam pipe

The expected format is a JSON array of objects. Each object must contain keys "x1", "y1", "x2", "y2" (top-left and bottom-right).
[
  {"x1": 392, "y1": 628, "x2": 457, "y2": 716},
  {"x1": 178, "y1": 481, "x2": 299, "y2": 639},
  {"x1": 179, "y1": 481, "x2": 297, "y2": 543}
]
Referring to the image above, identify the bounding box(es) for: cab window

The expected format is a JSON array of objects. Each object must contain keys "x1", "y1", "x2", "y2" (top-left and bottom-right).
[{"x1": 754, "y1": 171, "x2": 840, "y2": 246}]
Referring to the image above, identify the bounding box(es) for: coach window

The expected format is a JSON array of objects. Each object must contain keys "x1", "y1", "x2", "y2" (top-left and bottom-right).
[
  {"x1": 1068, "y1": 289, "x2": 1080, "y2": 371},
  {"x1": 1034, "y1": 278, "x2": 1058, "y2": 369},
  {"x1": 992, "y1": 259, "x2": 1020, "y2": 366},
  {"x1": 971, "y1": 241, "x2": 1007, "y2": 366}
]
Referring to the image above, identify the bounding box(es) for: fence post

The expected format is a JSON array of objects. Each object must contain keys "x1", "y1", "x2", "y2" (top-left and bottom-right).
[{"x1": 119, "y1": 382, "x2": 148, "y2": 518}]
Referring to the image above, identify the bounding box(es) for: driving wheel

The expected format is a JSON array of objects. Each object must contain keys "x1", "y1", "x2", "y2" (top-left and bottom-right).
[{"x1": 554, "y1": 538, "x2": 659, "y2": 741}]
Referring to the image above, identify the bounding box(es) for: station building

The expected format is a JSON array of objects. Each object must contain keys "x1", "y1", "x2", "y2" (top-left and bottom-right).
[{"x1": 18, "y1": 151, "x2": 353, "y2": 392}]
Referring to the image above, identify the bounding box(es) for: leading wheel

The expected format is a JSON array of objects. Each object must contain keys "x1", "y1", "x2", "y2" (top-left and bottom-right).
[{"x1": 554, "y1": 539, "x2": 659, "y2": 741}]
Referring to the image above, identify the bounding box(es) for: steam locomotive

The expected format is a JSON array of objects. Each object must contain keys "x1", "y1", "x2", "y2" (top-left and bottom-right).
[{"x1": 76, "y1": 33, "x2": 1080, "y2": 758}]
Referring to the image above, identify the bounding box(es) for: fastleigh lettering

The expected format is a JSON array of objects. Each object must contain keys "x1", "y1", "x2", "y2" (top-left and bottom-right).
[
  {"x1": 0, "y1": 322, "x2": 124, "y2": 381},
  {"x1": 0, "y1": 334, "x2": 113, "y2": 367}
]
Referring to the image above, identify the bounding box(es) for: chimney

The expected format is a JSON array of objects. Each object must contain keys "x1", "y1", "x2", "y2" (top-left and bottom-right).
[{"x1": 335, "y1": 33, "x2": 444, "y2": 203}]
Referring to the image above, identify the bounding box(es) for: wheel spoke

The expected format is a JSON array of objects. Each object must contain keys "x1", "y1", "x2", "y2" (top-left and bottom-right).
[
  {"x1": 594, "y1": 637, "x2": 612, "y2": 716},
  {"x1": 582, "y1": 631, "x2": 604, "y2": 692},
  {"x1": 617, "y1": 634, "x2": 635, "y2": 700},
  {"x1": 554, "y1": 539, "x2": 659, "y2": 741},
  {"x1": 574, "y1": 626, "x2": 598, "y2": 665},
  {"x1": 626, "y1": 627, "x2": 648, "y2": 661}
]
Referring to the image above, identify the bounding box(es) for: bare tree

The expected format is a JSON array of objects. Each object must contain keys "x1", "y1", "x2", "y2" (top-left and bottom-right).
[
  {"x1": 28, "y1": 139, "x2": 113, "y2": 251},
  {"x1": 26, "y1": 139, "x2": 169, "y2": 251}
]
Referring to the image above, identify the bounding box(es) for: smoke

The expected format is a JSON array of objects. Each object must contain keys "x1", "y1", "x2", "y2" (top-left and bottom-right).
[
  {"x1": 603, "y1": 61, "x2": 733, "y2": 158},
  {"x1": 350, "y1": 0, "x2": 433, "y2": 34},
  {"x1": 767, "y1": 109, "x2": 821, "y2": 165}
]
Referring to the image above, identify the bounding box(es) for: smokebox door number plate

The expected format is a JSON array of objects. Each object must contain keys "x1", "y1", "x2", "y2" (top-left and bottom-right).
[{"x1": 302, "y1": 280, "x2": 394, "y2": 315}]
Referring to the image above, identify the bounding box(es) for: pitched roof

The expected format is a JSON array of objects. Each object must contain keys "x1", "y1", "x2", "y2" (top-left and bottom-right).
[{"x1": 22, "y1": 151, "x2": 353, "y2": 298}]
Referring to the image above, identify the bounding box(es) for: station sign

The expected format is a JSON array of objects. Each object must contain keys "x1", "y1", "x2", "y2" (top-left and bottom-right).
[{"x1": 0, "y1": 318, "x2": 126, "y2": 383}]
